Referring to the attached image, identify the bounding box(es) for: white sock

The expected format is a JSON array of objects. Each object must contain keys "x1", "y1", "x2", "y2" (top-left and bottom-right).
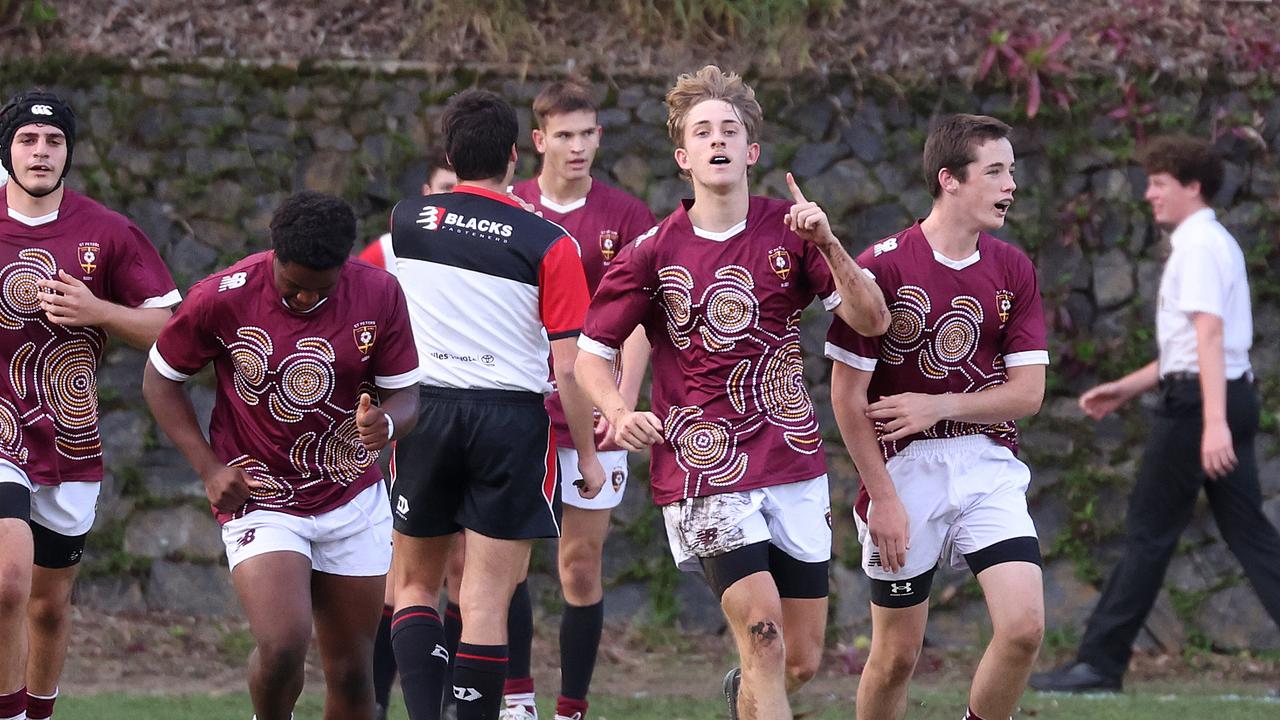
[{"x1": 505, "y1": 692, "x2": 536, "y2": 708}]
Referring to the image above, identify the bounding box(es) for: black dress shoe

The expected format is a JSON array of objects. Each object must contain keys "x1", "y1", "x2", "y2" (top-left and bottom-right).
[{"x1": 1029, "y1": 661, "x2": 1122, "y2": 692}]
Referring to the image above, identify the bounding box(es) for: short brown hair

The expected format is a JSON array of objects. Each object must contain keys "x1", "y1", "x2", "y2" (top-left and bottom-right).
[
  {"x1": 923, "y1": 114, "x2": 1013, "y2": 198},
  {"x1": 665, "y1": 65, "x2": 763, "y2": 147},
  {"x1": 1139, "y1": 134, "x2": 1223, "y2": 202},
  {"x1": 532, "y1": 80, "x2": 597, "y2": 128}
]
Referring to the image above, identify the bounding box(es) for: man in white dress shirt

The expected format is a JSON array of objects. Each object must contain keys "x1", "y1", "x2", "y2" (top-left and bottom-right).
[{"x1": 1032, "y1": 134, "x2": 1280, "y2": 692}]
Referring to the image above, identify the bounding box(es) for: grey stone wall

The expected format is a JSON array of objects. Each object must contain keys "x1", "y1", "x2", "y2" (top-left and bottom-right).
[{"x1": 7, "y1": 61, "x2": 1279, "y2": 655}]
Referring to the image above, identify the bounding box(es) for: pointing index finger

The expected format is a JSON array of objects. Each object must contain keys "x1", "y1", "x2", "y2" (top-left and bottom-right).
[{"x1": 785, "y1": 172, "x2": 808, "y2": 204}]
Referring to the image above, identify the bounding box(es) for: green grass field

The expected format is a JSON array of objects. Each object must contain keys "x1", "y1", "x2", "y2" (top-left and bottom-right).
[{"x1": 53, "y1": 686, "x2": 1280, "y2": 720}]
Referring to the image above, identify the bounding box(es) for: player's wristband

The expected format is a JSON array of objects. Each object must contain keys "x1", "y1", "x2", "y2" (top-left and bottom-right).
[{"x1": 385, "y1": 414, "x2": 395, "y2": 442}]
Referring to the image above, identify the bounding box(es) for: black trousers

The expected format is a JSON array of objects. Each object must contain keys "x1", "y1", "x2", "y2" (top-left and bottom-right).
[{"x1": 1077, "y1": 377, "x2": 1280, "y2": 678}]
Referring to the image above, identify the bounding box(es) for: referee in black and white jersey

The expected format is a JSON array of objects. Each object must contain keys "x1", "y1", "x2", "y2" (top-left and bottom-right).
[{"x1": 383, "y1": 90, "x2": 605, "y2": 720}]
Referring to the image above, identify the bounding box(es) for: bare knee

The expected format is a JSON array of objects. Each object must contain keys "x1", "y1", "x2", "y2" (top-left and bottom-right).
[
  {"x1": 995, "y1": 615, "x2": 1044, "y2": 659},
  {"x1": 558, "y1": 552, "x2": 602, "y2": 602},
  {"x1": 742, "y1": 617, "x2": 787, "y2": 670},
  {"x1": 0, "y1": 564, "x2": 31, "y2": 617},
  {"x1": 870, "y1": 641, "x2": 921, "y2": 685},
  {"x1": 786, "y1": 650, "x2": 821, "y2": 687},
  {"x1": 326, "y1": 658, "x2": 373, "y2": 703},
  {"x1": 27, "y1": 594, "x2": 70, "y2": 635},
  {"x1": 255, "y1": 632, "x2": 310, "y2": 685}
]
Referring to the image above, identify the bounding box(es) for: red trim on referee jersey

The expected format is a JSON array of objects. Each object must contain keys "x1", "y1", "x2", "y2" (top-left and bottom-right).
[
  {"x1": 392, "y1": 610, "x2": 441, "y2": 628},
  {"x1": 456, "y1": 652, "x2": 509, "y2": 663},
  {"x1": 543, "y1": 426, "x2": 559, "y2": 535},
  {"x1": 539, "y1": 235, "x2": 590, "y2": 337},
  {"x1": 357, "y1": 241, "x2": 386, "y2": 269},
  {"x1": 453, "y1": 183, "x2": 522, "y2": 208}
]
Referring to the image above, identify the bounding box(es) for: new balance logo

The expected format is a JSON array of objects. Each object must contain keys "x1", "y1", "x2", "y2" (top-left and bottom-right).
[
  {"x1": 218, "y1": 272, "x2": 248, "y2": 292},
  {"x1": 31, "y1": 104, "x2": 53, "y2": 115},
  {"x1": 873, "y1": 237, "x2": 899, "y2": 257},
  {"x1": 868, "y1": 551, "x2": 882, "y2": 567},
  {"x1": 432, "y1": 644, "x2": 450, "y2": 661},
  {"x1": 453, "y1": 686, "x2": 482, "y2": 702},
  {"x1": 418, "y1": 206, "x2": 444, "y2": 230},
  {"x1": 889, "y1": 582, "x2": 913, "y2": 597}
]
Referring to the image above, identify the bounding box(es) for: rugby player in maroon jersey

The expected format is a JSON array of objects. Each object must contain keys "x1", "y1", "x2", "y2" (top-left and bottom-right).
[
  {"x1": 575, "y1": 66, "x2": 887, "y2": 720},
  {"x1": 0, "y1": 90, "x2": 180, "y2": 720},
  {"x1": 826, "y1": 115, "x2": 1048, "y2": 720}
]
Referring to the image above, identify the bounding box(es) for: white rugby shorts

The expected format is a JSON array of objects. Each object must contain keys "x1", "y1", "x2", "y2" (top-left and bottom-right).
[
  {"x1": 558, "y1": 448, "x2": 628, "y2": 510},
  {"x1": 857, "y1": 435, "x2": 1036, "y2": 581},
  {"x1": 662, "y1": 475, "x2": 832, "y2": 573},
  {"x1": 0, "y1": 459, "x2": 100, "y2": 536},
  {"x1": 222, "y1": 481, "x2": 392, "y2": 576}
]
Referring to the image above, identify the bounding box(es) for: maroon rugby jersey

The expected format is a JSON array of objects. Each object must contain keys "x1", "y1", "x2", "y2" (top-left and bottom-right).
[
  {"x1": 581, "y1": 196, "x2": 839, "y2": 505},
  {"x1": 150, "y1": 252, "x2": 420, "y2": 523},
  {"x1": 825, "y1": 221, "x2": 1049, "y2": 463},
  {"x1": 513, "y1": 178, "x2": 656, "y2": 449},
  {"x1": 0, "y1": 187, "x2": 179, "y2": 485}
]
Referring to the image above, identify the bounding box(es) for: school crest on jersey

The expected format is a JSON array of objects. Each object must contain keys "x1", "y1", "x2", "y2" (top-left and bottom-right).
[
  {"x1": 768, "y1": 247, "x2": 792, "y2": 281},
  {"x1": 353, "y1": 322, "x2": 378, "y2": 354},
  {"x1": 995, "y1": 289, "x2": 1014, "y2": 325},
  {"x1": 78, "y1": 242, "x2": 101, "y2": 274},
  {"x1": 599, "y1": 230, "x2": 620, "y2": 262}
]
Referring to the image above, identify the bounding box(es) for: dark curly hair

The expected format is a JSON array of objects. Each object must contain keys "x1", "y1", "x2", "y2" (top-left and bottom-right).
[
  {"x1": 270, "y1": 191, "x2": 357, "y2": 270},
  {"x1": 440, "y1": 89, "x2": 517, "y2": 182},
  {"x1": 1139, "y1": 134, "x2": 1224, "y2": 202}
]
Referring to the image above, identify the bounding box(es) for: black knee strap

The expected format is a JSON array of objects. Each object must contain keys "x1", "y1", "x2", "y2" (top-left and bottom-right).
[
  {"x1": 0, "y1": 482, "x2": 30, "y2": 522},
  {"x1": 700, "y1": 541, "x2": 770, "y2": 598},
  {"x1": 964, "y1": 536, "x2": 1042, "y2": 576},
  {"x1": 32, "y1": 522, "x2": 87, "y2": 569},
  {"x1": 869, "y1": 567, "x2": 936, "y2": 608},
  {"x1": 768, "y1": 544, "x2": 829, "y2": 599}
]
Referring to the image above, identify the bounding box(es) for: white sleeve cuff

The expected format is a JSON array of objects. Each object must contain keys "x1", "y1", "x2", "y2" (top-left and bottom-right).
[
  {"x1": 1004, "y1": 350, "x2": 1050, "y2": 367},
  {"x1": 139, "y1": 288, "x2": 183, "y2": 309},
  {"x1": 821, "y1": 291, "x2": 842, "y2": 312},
  {"x1": 148, "y1": 344, "x2": 192, "y2": 382},
  {"x1": 824, "y1": 342, "x2": 878, "y2": 371},
  {"x1": 577, "y1": 334, "x2": 619, "y2": 362},
  {"x1": 375, "y1": 367, "x2": 421, "y2": 389}
]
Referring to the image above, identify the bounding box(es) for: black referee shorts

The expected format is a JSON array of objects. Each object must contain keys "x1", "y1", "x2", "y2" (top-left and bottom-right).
[{"x1": 391, "y1": 386, "x2": 561, "y2": 540}]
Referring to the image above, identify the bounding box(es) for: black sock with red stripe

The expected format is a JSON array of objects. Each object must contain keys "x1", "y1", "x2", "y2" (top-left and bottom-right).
[
  {"x1": 373, "y1": 605, "x2": 397, "y2": 708},
  {"x1": 453, "y1": 643, "x2": 508, "y2": 720},
  {"x1": 443, "y1": 601, "x2": 463, "y2": 705},
  {"x1": 391, "y1": 606, "x2": 447, "y2": 720}
]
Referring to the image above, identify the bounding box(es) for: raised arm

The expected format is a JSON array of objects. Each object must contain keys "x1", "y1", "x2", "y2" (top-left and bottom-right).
[{"x1": 784, "y1": 173, "x2": 889, "y2": 336}]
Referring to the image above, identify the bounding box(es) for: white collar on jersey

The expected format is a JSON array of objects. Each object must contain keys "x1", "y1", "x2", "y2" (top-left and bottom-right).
[
  {"x1": 539, "y1": 194, "x2": 588, "y2": 214},
  {"x1": 280, "y1": 296, "x2": 330, "y2": 314},
  {"x1": 932, "y1": 247, "x2": 981, "y2": 270},
  {"x1": 692, "y1": 218, "x2": 747, "y2": 242},
  {"x1": 7, "y1": 206, "x2": 59, "y2": 226}
]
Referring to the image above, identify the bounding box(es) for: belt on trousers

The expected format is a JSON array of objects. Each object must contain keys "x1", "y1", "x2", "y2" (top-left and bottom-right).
[{"x1": 1159, "y1": 370, "x2": 1255, "y2": 385}]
